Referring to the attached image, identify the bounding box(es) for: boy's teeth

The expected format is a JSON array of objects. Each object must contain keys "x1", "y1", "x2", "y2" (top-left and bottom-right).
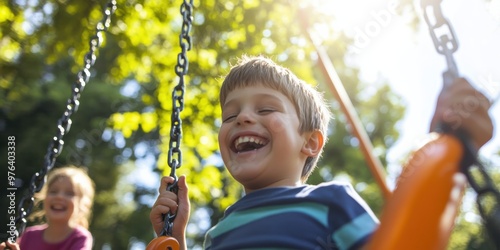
[{"x1": 234, "y1": 136, "x2": 264, "y2": 148}]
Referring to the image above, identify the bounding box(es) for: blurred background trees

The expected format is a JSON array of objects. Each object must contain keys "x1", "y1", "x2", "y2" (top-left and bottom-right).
[{"x1": 1, "y1": 0, "x2": 498, "y2": 249}]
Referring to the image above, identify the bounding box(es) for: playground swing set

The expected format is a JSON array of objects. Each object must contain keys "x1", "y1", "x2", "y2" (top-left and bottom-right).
[{"x1": 7, "y1": 0, "x2": 500, "y2": 249}]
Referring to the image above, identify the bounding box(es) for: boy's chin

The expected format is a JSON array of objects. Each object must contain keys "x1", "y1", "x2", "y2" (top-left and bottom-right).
[{"x1": 230, "y1": 167, "x2": 265, "y2": 183}]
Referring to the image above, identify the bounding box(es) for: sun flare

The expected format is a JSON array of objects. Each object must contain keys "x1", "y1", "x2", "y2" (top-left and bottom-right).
[{"x1": 309, "y1": 0, "x2": 397, "y2": 34}]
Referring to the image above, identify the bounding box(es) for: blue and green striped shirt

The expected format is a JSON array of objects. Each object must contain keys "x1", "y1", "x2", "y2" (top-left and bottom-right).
[{"x1": 204, "y1": 181, "x2": 379, "y2": 250}]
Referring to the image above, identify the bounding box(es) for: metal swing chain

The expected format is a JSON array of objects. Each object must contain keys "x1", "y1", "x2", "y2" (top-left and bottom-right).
[
  {"x1": 421, "y1": 0, "x2": 500, "y2": 246},
  {"x1": 465, "y1": 155, "x2": 500, "y2": 248},
  {"x1": 12, "y1": 0, "x2": 117, "y2": 240},
  {"x1": 420, "y1": 0, "x2": 459, "y2": 87},
  {"x1": 160, "y1": 0, "x2": 194, "y2": 237}
]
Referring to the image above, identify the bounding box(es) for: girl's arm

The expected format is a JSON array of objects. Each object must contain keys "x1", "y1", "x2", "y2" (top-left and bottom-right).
[{"x1": 0, "y1": 240, "x2": 19, "y2": 250}]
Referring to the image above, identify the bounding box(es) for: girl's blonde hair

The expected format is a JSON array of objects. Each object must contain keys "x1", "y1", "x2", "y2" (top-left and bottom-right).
[{"x1": 31, "y1": 165, "x2": 95, "y2": 229}]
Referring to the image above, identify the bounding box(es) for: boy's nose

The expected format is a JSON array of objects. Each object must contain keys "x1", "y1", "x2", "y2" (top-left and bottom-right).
[{"x1": 235, "y1": 110, "x2": 255, "y2": 125}]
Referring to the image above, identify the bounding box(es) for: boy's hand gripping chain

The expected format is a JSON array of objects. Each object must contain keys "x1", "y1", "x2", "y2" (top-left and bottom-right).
[
  {"x1": 368, "y1": 1, "x2": 500, "y2": 249},
  {"x1": 146, "y1": 175, "x2": 180, "y2": 250},
  {"x1": 146, "y1": 1, "x2": 193, "y2": 250}
]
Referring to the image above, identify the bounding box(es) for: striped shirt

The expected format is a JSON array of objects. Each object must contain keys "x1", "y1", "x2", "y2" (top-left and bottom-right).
[{"x1": 204, "y1": 181, "x2": 379, "y2": 250}]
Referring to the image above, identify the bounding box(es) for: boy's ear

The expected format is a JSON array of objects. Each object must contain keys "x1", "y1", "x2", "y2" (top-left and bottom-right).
[{"x1": 301, "y1": 130, "x2": 324, "y2": 157}]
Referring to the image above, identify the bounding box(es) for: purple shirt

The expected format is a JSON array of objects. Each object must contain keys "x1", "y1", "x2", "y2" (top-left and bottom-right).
[{"x1": 18, "y1": 224, "x2": 93, "y2": 250}]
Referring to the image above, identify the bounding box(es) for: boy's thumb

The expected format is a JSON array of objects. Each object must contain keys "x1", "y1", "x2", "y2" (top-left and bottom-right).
[{"x1": 177, "y1": 175, "x2": 190, "y2": 206}]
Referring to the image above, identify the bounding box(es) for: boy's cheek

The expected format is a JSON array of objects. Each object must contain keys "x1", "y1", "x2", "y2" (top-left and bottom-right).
[{"x1": 269, "y1": 116, "x2": 287, "y2": 133}]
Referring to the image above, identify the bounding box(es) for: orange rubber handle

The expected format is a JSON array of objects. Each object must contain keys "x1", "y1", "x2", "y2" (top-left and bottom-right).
[
  {"x1": 146, "y1": 236, "x2": 180, "y2": 250},
  {"x1": 367, "y1": 133, "x2": 466, "y2": 250}
]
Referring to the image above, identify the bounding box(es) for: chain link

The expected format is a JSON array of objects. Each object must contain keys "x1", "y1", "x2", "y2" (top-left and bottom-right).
[
  {"x1": 166, "y1": 0, "x2": 194, "y2": 177},
  {"x1": 421, "y1": 1, "x2": 500, "y2": 247},
  {"x1": 161, "y1": 0, "x2": 194, "y2": 237},
  {"x1": 12, "y1": 0, "x2": 117, "y2": 241},
  {"x1": 420, "y1": 0, "x2": 459, "y2": 86}
]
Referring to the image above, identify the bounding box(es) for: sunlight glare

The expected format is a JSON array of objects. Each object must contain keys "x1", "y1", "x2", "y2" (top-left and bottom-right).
[
  {"x1": 489, "y1": 0, "x2": 500, "y2": 22},
  {"x1": 310, "y1": 0, "x2": 395, "y2": 35}
]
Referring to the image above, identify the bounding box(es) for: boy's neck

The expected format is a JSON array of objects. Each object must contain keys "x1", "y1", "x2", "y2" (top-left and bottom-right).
[{"x1": 244, "y1": 179, "x2": 304, "y2": 194}]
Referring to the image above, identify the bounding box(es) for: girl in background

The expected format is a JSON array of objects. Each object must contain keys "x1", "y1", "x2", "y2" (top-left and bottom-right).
[{"x1": 1, "y1": 165, "x2": 95, "y2": 250}]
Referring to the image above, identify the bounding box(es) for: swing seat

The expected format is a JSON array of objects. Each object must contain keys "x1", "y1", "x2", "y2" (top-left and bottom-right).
[
  {"x1": 146, "y1": 236, "x2": 180, "y2": 250},
  {"x1": 367, "y1": 133, "x2": 466, "y2": 250}
]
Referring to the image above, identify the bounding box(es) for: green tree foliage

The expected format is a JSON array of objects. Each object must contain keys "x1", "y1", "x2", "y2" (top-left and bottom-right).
[
  {"x1": 2, "y1": 0, "x2": 497, "y2": 249},
  {"x1": 0, "y1": 0, "x2": 154, "y2": 248}
]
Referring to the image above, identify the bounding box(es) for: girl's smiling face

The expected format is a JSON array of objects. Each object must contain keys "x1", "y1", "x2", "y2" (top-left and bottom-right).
[
  {"x1": 219, "y1": 84, "x2": 312, "y2": 192},
  {"x1": 44, "y1": 176, "x2": 79, "y2": 226}
]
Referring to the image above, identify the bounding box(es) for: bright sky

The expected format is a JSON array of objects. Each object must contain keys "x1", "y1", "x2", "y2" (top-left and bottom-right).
[{"x1": 324, "y1": 0, "x2": 500, "y2": 181}]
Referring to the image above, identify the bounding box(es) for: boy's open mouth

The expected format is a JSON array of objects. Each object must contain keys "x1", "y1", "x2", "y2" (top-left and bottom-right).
[{"x1": 232, "y1": 135, "x2": 268, "y2": 153}]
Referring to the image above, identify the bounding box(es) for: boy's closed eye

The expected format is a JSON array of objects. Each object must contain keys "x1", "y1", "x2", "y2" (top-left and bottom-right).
[
  {"x1": 223, "y1": 114, "x2": 237, "y2": 123},
  {"x1": 222, "y1": 108, "x2": 276, "y2": 122},
  {"x1": 257, "y1": 108, "x2": 276, "y2": 114}
]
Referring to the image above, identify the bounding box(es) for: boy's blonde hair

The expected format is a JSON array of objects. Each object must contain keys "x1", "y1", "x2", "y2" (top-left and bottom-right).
[
  {"x1": 220, "y1": 55, "x2": 331, "y2": 181},
  {"x1": 33, "y1": 165, "x2": 95, "y2": 229}
]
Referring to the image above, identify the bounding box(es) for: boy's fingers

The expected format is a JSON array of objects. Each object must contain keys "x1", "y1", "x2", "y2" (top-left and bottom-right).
[
  {"x1": 154, "y1": 195, "x2": 178, "y2": 209},
  {"x1": 152, "y1": 204, "x2": 174, "y2": 218},
  {"x1": 430, "y1": 77, "x2": 493, "y2": 149},
  {"x1": 159, "y1": 176, "x2": 176, "y2": 194}
]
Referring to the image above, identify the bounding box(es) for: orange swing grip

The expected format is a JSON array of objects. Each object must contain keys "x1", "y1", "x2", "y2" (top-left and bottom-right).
[
  {"x1": 367, "y1": 133, "x2": 466, "y2": 250},
  {"x1": 146, "y1": 236, "x2": 180, "y2": 250}
]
